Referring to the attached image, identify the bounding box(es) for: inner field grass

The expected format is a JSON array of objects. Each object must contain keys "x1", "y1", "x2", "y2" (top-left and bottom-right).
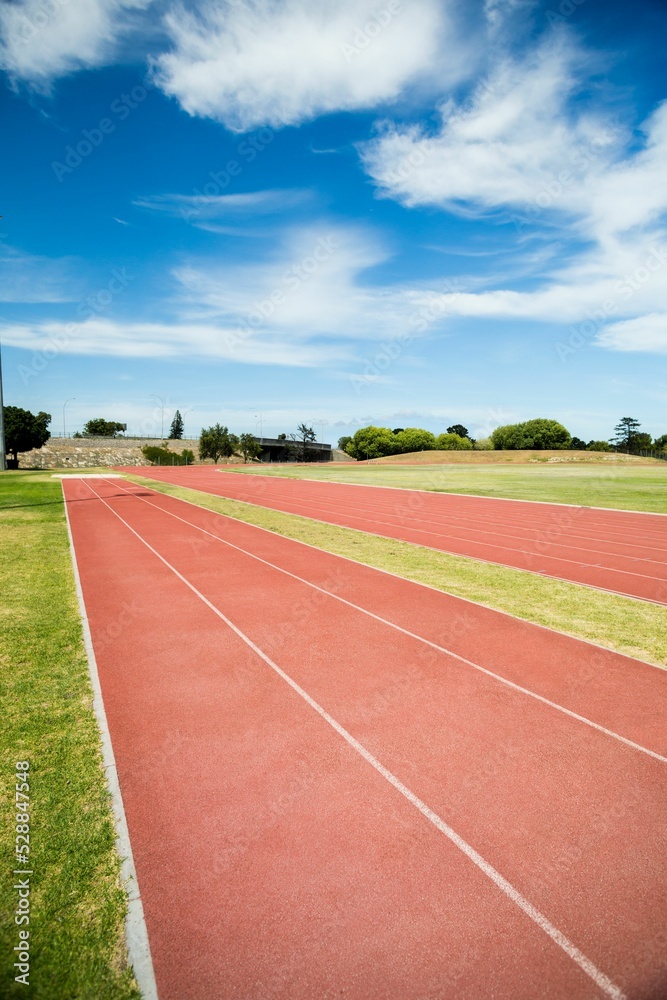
[
  {"x1": 0, "y1": 472, "x2": 140, "y2": 1000},
  {"x1": 222, "y1": 462, "x2": 667, "y2": 513},
  {"x1": 126, "y1": 474, "x2": 667, "y2": 668}
]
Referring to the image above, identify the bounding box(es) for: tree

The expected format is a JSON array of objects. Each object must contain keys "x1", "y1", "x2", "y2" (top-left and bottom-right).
[
  {"x1": 141, "y1": 445, "x2": 194, "y2": 466},
  {"x1": 290, "y1": 423, "x2": 317, "y2": 462},
  {"x1": 199, "y1": 424, "x2": 238, "y2": 463},
  {"x1": 436, "y1": 432, "x2": 473, "y2": 450},
  {"x1": 447, "y1": 424, "x2": 472, "y2": 441},
  {"x1": 83, "y1": 418, "x2": 126, "y2": 437},
  {"x1": 611, "y1": 417, "x2": 641, "y2": 452},
  {"x1": 337, "y1": 435, "x2": 352, "y2": 452},
  {"x1": 632, "y1": 432, "x2": 653, "y2": 452},
  {"x1": 169, "y1": 410, "x2": 184, "y2": 440},
  {"x1": 238, "y1": 433, "x2": 262, "y2": 463},
  {"x1": 346, "y1": 426, "x2": 399, "y2": 460},
  {"x1": 394, "y1": 428, "x2": 436, "y2": 453},
  {"x1": 654, "y1": 434, "x2": 667, "y2": 452},
  {"x1": 587, "y1": 440, "x2": 612, "y2": 451},
  {"x1": 571, "y1": 437, "x2": 587, "y2": 450},
  {"x1": 491, "y1": 419, "x2": 571, "y2": 450},
  {"x1": 4, "y1": 407, "x2": 51, "y2": 460}
]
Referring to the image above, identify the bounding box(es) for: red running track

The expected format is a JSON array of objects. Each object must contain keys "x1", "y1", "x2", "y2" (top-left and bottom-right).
[
  {"x1": 121, "y1": 466, "x2": 667, "y2": 605},
  {"x1": 64, "y1": 476, "x2": 667, "y2": 1000}
]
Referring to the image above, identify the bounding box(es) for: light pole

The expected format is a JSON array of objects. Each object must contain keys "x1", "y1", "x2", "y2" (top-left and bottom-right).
[
  {"x1": 0, "y1": 339, "x2": 6, "y2": 471},
  {"x1": 63, "y1": 397, "x2": 76, "y2": 439},
  {"x1": 254, "y1": 412, "x2": 263, "y2": 442},
  {"x1": 182, "y1": 407, "x2": 194, "y2": 438},
  {"x1": 150, "y1": 395, "x2": 164, "y2": 439}
]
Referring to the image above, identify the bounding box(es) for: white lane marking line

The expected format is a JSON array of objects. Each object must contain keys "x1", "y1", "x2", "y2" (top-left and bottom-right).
[
  {"x1": 205, "y1": 466, "x2": 667, "y2": 520},
  {"x1": 62, "y1": 482, "x2": 159, "y2": 1000},
  {"x1": 100, "y1": 478, "x2": 667, "y2": 766},
  {"x1": 191, "y1": 479, "x2": 667, "y2": 563},
  {"x1": 80, "y1": 478, "x2": 627, "y2": 1000},
  {"x1": 126, "y1": 472, "x2": 667, "y2": 604},
  {"x1": 126, "y1": 476, "x2": 667, "y2": 665}
]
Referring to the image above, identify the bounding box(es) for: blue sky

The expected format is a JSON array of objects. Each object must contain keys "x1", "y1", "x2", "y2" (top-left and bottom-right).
[{"x1": 1, "y1": 0, "x2": 666, "y2": 443}]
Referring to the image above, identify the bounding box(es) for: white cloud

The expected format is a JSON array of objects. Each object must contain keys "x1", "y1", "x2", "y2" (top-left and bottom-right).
[
  {"x1": 2, "y1": 317, "x2": 349, "y2": 367},
  {"x1": 361, "y1": 33, "x2": 619, "y2": 221},
  {"x1": 134, "y1": 188, "x2": 311, "y2": 220},
  {"x1": 0, "y1": 246, "x2": 83, "y2": 302},
  {"x1": 595, "y1": 314, "x2": 667, "y2": 354},
  {"x1": 0, "y1": 0, "x2": 152, "y2": 89},
  {"x1": 152, "y1": 0, "x2": 449, "y2": 131},
  {"x1": 170, "y1": 223, "x2": 418, "y2": 339}
]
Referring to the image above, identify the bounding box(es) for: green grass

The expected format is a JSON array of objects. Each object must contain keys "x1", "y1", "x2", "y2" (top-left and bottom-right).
[
  {"x1": 127, "y1": 473, "x2": 667, "y2": 668},
  {"x1": 0, "y1": 471, "x2": 141, "y2": 1000},
  {"x1": 224, "y1": 461, "x2": 667, "y2": 513}
]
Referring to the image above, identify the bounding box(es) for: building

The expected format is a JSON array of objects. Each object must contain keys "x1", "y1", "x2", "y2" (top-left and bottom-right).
[{"x1": 258, "y1": 437, "x2": 332, "y2": 462}]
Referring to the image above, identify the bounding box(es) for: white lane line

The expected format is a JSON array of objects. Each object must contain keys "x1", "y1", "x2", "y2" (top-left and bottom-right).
[
  {"x1": 62, "y1": 482, "x2": 159, "y2": 1000},
  {"x1": 80, "y1": 478, "x2": 626, "y2": 1000},
  {"x1": 100, "y1": 478, "x2": 667, "y2": 766},
  {"x1": 128, "y1": 475, "x2": 667, "y2": 607},
  {"x1": 207, "y1": 466, "x2": 667, "y2": 520}
]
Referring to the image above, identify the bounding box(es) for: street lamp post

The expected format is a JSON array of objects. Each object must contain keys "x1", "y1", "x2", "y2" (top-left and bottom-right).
[
  {"x1": 254, "y1": 412, "x2": 263, "y2": 442},
  {"x1": 150, "y1": 395, "x2": 164, "y2": 439},
  {"x1": 63, "y1": 397, "x2": 76, "y2": 439}
]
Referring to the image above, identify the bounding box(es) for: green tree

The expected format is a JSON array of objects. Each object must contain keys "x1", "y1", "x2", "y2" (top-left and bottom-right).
[
  {"x1": 492, "y1": 419, "x2": 571, "y2": 450},
  {"x1": 290, "y1": 423, "x2": 317, "y2": 462},
  {"x1": 169, "y1": 410, "x2": 184, "y2": 440},
  {"x1": 346, "y1": 426, "x2": 398, "y2": 460},
  {"x1": 571, "y1": 437, "x2": 587, "y2": 450},
  {"x1": 654, "y1": 434, "x2": 667, "y2": 452},
  {"x1": 199, "y1": 424, "x2": 238, "y2": 463},
  {"x1": 632, "y1": 432, "x2": 653, "y2": 452},
  {"x1": 587, "y1": 440, "x2": 612, "y2": 451},
  {"x1": 436, "y1": 432, "x2": 473, "y2": 451},
  {"x1": 3, "y1": 407, "x2": 51, "y2": 461},
  {"x1": 447, "y1": 424, "x2": 472, "y2": 441},
  {"x1": 83, "y1": 418, "x2": 126, "y2": 437},
  {"x1": 141, "y1": 445, "x2": 194, "y2": 466},
  {"x1": 395, "y1": 428, "x2": 436, "y2": 453},
  {"x1": 337, "y1": 435, "x2": 352, "y2": 451},
  {"x1": 611, "y1": 417, "x2": 641, "y2": 452},
  {"x1": 238, "y1": 433, "x2": 262, "y2": 463}
]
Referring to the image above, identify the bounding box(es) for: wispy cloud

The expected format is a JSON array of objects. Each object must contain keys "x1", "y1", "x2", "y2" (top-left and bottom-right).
[
  {"x1": 0, "y1": 246, "x2": 83, "y2": 302},
  {"x1": 133, "y1": 188, "x2": 312, "y2": 220},
  {"x1": 151, "y1": 0, "x2": 452, "y2": 131},
  {"x1": 0, "y1": 0, "x2": 154, "y2": 90}
]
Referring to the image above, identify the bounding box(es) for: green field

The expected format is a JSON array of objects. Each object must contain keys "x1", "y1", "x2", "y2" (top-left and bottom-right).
[
  {"x1": 226, "y1": 461, "x2": 667, "y2": 513},
  {"x1": 0, "y1": 472, "x2": 140, "y2": 1000}
]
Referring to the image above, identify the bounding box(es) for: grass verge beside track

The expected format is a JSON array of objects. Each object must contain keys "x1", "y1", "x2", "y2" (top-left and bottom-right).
[
  {"x1": 0, "y1": 471, "x2": 140, "y2": 1000},
  {"x1": 222, "y1": 461, "x2": 667, "y2": 513},
  {"x1": 127, "y1": 473, "x2": 667, "y2": 668}
]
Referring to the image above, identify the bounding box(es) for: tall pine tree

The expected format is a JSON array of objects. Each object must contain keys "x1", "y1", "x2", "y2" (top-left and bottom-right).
[{"x1": 169, "y1": 410, "x2": 184, "y2": 439}]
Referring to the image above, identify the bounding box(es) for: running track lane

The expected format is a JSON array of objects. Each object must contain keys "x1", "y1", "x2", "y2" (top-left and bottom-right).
[
  {"x1": 121, "y1": 466, "x2": 667, "y2": 605},
  {"x1": 63, "y1": 477, "x2": 667, "y2": 999}
]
